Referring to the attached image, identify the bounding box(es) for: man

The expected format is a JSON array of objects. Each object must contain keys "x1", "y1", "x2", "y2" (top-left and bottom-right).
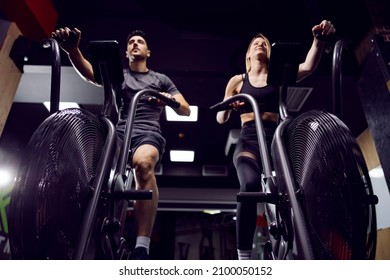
[{"x1": 52, "y1": 27, "x2": 191, "y2": 259}]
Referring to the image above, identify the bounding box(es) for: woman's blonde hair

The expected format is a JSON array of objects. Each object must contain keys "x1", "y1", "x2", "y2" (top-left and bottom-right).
[{"x1": 245, "y1": 33, "x2": 271, "y2": 72}]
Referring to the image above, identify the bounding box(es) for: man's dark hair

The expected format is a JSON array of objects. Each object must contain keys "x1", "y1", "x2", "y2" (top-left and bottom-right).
[{"x1": 127, "y1": 29, "x2": 149, "y2": 47}]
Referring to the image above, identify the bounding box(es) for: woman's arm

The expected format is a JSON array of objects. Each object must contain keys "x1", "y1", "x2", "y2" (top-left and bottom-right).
[
  {"x1": 297, "y1": 20, "x2": 336, "y2": 82},
  {"x1": 216, "y1": 75, "x2": 242, "y2": 124}
]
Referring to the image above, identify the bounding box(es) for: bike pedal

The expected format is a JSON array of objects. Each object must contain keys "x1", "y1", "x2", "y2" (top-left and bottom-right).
[{"x1": 117, "y1": 237, "x2": 131, "y2": 260}]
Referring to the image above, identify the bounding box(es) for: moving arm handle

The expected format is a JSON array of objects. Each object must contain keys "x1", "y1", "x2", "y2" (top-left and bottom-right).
[
  {"x1": 43, "y1": 37, "x2": 61, "y2": 114},
  {"x1": 332, "y1": 39, "x2": 350, "y2": 119}
]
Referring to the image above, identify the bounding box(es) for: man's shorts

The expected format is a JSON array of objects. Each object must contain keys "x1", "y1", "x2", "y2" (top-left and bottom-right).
[{"x1": 116, "y1": 126, "x2": 166, "y2": 169}]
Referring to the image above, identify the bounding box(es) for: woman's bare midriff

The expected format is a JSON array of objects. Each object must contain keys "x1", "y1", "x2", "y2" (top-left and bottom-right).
[{"x1": 240, "y1": 111, "x2": 278, "y2": 126}]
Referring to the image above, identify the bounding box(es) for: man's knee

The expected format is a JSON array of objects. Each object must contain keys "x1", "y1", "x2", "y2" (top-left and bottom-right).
[{"x1": 134, "y1": 158, "x2": 155, "y2": 182}]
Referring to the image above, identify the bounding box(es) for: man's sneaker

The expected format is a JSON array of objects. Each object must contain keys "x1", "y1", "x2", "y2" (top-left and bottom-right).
[{"x1": 129, "y1": 247, "x2": 149, "y2": 260}]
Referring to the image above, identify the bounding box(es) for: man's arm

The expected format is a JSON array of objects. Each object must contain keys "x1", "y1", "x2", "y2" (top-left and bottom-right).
[
  {"x1": 156, "y1": 92, "x2": 191, "y2": 116},
  {"x1": 68, "y1": 48, "x2": 97, "y2": 84},
  {"x1": 156, "y1": 74, "x2": 191, "y2": 116},
  {"x1": 52, "y1": 27, "x2": 98, "y2": 85},
  {"x1": 170, "y1": 93, "x2": 191, "y2": 116}
]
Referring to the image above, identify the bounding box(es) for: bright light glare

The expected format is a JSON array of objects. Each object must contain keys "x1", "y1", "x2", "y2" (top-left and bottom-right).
[
  {"x1": 369, "y1": 165, "x2": 384, "y2": 178},
  {"x1": 165, "y1": 105, "x2": 198, "y2": 121},
  {"x1": 0, "y1": 169, "x2": 13, "y2": 188},
  {"x1": 44, "y1": 101, "x2": 80, "y2": 111},
  {"x1": 170, "y1": 150, "x2": 195, "y2": 162},
  {"x1": 203, "y1": 210, "x2": 221, "y2": 215}
]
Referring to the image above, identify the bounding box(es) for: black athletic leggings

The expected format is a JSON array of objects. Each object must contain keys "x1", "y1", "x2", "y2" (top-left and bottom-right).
[{"x1": 233, "y1": 120, "x2": 276, "y2": 250}]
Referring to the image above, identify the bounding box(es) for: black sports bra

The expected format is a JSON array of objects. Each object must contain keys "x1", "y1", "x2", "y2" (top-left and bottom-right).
[{"x1": 239, "y1": 73, "x2": 279, "y2": 113}]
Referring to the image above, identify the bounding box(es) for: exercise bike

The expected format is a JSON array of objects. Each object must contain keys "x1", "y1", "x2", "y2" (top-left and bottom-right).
[
  {"x1": 8, "y1": 37, "x2": 180, "y2": 259},
  {"x1": 210, "y1": 40, "x2": 378, "y2": 260}
]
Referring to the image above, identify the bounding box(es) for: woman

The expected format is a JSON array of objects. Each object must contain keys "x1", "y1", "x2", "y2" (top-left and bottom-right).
[{"x1": 216, "y1": 20, "x2": 336, "y2": 260}]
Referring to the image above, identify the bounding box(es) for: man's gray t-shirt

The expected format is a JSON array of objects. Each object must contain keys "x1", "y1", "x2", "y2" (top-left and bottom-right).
[{"x1": 117, "y1": 69, "x2": 180, "y2": 133}]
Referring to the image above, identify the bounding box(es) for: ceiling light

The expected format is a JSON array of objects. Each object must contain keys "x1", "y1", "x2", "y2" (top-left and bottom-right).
[
  {"x1": 170, "y1": 150, "x2": 195, "y2": 162},
  {"x1": 203, "y1": 210, "x2": 222, "y2": 215},
  {"x1": 165, "y1": 105, "x2": 198, "y2": 121},
  {"x1": 43, "y1": 101, "x2": 80, "y2": 111}
]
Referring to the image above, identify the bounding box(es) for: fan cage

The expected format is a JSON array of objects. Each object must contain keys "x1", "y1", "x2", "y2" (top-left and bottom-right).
[
  {"x1": 9, "y1": 108, "x2": 107, "y2": 259},
  {"x1": 285, "y1": 110, "x2": 375, "y2": 259}
]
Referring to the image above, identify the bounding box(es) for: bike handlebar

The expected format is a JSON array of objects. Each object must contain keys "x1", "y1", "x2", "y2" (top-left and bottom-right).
[
  {"x1": 116, "y1": 88, "x2": 181, "y2": 175},
  {"x1": 314, "y1": 32, "x2": 338, "y2": 44},
  {"x1": 148, "y1": 92, "x2": 181, "y2": 109},
  {"x1": 51, "y1": 30, "x2": 78, "y2": 43},
  {"x1": 209, "y1": 97, "x2": 236, "y2": 112},
  {"x1": 210, "y1": 93, "x2": 273, "y2": 178}
]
